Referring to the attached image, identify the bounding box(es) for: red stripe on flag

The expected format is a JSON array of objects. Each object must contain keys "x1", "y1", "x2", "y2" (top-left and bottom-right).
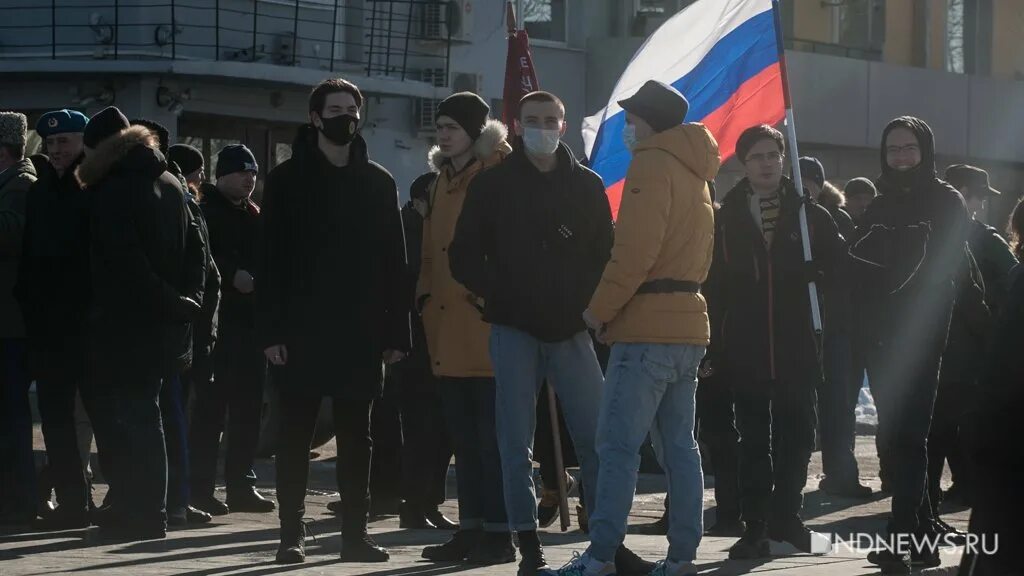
[
  {"x1": 604, "y1": 63, "x2": 784, "y2": 219},
  {"x1": 701, "y1": 63, "x2": 785, "y2": 162}
]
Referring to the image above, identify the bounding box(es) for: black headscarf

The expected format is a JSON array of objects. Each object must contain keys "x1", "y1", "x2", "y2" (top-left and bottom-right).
[{"x1": 878, "y1": 116, "x2": 937, "y2": 192}]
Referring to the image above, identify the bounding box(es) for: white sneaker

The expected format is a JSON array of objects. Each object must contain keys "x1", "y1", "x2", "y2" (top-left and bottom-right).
[
  {"x1": 648, "y1": 559, "x2": 697, "y2": 576},
  {"x1": 543, "y1": 552, "x2": 616, "y2": 576}
]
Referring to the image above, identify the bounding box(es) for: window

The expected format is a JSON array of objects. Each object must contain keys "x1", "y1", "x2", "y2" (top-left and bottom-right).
[
  {"x1": 838, "y1": 0, "x2": 885, "y2": 54},
  {"x1": 518, "y1": 0, "x2": 567, "y2": 44},
  {"x1": 947, "y1": 0, "x2": 965, "y2": 73}
]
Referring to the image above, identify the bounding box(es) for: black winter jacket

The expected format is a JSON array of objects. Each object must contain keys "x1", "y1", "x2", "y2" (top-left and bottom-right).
[
  {"x1": 15, "y1": 155, "x2": 93, "y2": 380},
  {"x1": 200, "y1": 183, "x2": 259, "y2": 330},
  {"x1": 257, "y1": 126, "x2": 410, "y2": 399},
  {"x1": 707, "y1": 177, "x2": 842, "y2": 386},
  {"x1": 449, "y1": 143, "x2": 614, "y2": 342},
  {"x1": 75, "y1": 125, "x2": 207, "y2": 378}
]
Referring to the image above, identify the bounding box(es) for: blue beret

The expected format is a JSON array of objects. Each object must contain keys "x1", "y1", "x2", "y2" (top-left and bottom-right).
[{"x1": 35, "y1": 109, "x2": 89, "y2": 138}]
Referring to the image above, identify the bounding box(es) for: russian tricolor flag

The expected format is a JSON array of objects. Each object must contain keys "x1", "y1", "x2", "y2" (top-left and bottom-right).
[{"x1": 583, "y1": 0, "x2": 784, "y2": 218}]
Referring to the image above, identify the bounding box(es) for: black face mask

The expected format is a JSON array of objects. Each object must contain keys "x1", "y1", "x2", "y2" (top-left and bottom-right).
[{"x1": 317, "y1": 114, "x2": 359, "y2": 146}]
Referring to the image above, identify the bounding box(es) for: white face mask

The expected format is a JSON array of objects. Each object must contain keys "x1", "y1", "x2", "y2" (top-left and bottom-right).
[
  {"x1": 522, "y1": 127, "x2": 561, "y2": 156},
  {"x1": 623, "y1": 124, "x2": 638, "y2": 152}
]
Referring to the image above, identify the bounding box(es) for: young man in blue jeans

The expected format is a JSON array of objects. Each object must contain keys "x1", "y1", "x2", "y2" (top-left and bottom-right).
[
  {"x1": 569, "y1": 81, "x2": 719, "y2": 576},
  {"x1": 449, "y1": 91, "x2": 632, "y2": 576}
]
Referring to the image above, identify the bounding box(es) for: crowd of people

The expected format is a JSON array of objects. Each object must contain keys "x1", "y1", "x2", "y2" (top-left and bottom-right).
[{"x1": 0, "y1": 75, "x2": 1021, "y2": 576}]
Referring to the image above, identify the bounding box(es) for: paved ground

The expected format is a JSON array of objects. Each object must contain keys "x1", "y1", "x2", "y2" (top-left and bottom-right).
[{"x1": 0, "y1": 433, "x2": 969, "y2": 575}]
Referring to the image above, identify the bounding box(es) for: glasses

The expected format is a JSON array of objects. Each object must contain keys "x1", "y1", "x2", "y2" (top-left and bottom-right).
[
  {"x1": 746, "y1": 151, "x2": 782, "y2": 164},
  {"x1": 886, "y1": 144, "x2": 920, "y2": 155}
]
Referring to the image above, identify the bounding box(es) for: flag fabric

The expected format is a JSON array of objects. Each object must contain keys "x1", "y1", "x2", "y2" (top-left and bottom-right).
[
  {"x1": 503, "y1": 28, "x2": 540, "y2": 127},
  {"x1": 583, "y1": 0, "x2": 784, "y2": 218}
]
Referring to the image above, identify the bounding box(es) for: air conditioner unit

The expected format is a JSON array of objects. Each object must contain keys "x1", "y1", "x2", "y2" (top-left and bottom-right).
[
  {"x1": 414, "y1": 68, "x2": 447, "y2": 133},
  {"x1": 273, "y1": 32, "x2": 298, "y2": 65},
  {"x1": 452, "y1": 72, "x2": 482, "y2": 94},
  {"x1": 420, "y1": 0, "x2": 474, "y2": 42}
]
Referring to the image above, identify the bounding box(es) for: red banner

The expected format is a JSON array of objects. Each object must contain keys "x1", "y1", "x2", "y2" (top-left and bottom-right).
[{"x1": 502, "y1": 29, "x2": 540, "y2": 127}]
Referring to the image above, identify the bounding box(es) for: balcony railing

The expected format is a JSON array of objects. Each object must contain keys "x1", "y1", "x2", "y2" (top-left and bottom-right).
[{"x1": 0, "y1": 0, "x2": 453, "y2": 81}]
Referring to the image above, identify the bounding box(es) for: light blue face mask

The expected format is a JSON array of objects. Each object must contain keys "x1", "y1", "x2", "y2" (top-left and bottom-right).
[
  {"x1": 623, "y1": 123, "x2": 638, "y2": 152},
  {"x1": 523, "y1": 127, "x2": 561, "y2": 156}
]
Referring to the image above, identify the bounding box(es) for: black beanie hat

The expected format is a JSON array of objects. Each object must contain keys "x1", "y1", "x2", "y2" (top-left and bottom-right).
[
  {"x1": 215, "y1": 144, "x2": 258, "y2": 179},
  {"x1": 131, "y1": 118, "x2": 170, "y2": 155},
  {"x1": 844, "y1": 177, "x2": 877, "y2": 198},
  {"x1": 410, "y1": 172, "x2": 435, "y2": 201},
  {"x1": 435, "y1": 92, "x2": 489, "y2": 140},
  {"x1": 169, "y1": 144, "x2": 204, "y2": 176},
  {"x1": 617, "y1": 80, "x2": 689, "y2": 133},
  {"x1": 83, "y1": 106, "x2": 130, "y2": 148},
  {"x1": 799, "y1": 156, "x2": 825, "y2": 188}
]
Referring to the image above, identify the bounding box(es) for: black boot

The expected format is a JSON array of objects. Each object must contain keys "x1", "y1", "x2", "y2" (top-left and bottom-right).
[
  {"x1": 226, "y1": 488, "x2": 276, "y2": 513},
  {"x1": 867, "y1": 550, "x2": 911, "y2": 575},
  {"x1": 516, "y1": 530, "x2": 548, "y2": 576},
  {"x1": 705, "y1": 518, "x2": 746, "y2": 537},
  {"x1": 399, "y1": 501, "x2": 431, "y2": 529},
  {"x1": 275, "y1": 521, "x2": 306, "y2": 564},
  {"x1": 422, "y1": 529, "x2": 481, "y2": 561},
  {"x1": 191, "y1": 495, "x2": 229, "y2": 516},
  {"x1": 466, "y1": 531, "x2": 516, "y2": 565},
  {"x1": 768, "y1": 517, "x2": 816, "y2": 553},
  {"x1": 633, "y1": 508, "x2": 668, "y2": 535},
  {"x1": 728, "y1": 521, "x2": 770, "y2": 560},
  {"x1": 340, "y1": 532, "x2": 390, "y2": 562},
  {"x1": 615, "y1": 544, "x2": 656, "y2": 576},
  {"x1": 424, "y1": 508, "x2": 458, "y2": 530}
]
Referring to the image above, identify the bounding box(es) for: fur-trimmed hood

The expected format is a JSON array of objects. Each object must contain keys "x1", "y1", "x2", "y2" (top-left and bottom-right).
[
  {"x1": 427, "y1": 118, "x2": 511, "y2": 173},
  {"x1": 76, "y1": 125, "x2": 166, "y2": 188}
]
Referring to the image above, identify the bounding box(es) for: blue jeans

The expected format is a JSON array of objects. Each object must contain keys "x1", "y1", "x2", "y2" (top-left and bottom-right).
[
  {"x1": 588, "y1": 343, "x2": 706, "y2": 563},
  {"x1": 489, "y1": 326, "x2": 603, "y2": 532}
]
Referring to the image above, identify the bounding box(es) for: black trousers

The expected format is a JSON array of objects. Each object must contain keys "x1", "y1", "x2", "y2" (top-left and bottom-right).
[
  {"x1": 189, "y1": 328, "x2": 264, "y2": 499},
  {"x1": 818, "y1": 330, "x2": 864, "y2": 482},
  {"x1": 927, "y1": 378, "x2": 974, "y2": 510},
  {"x1": 36, "y1": 375, "x2": 106, "y2": 513},
  {"x1": 695, "y1": 375, "x2": 741, "y2": 523},
  {"x1": 276, "y1": 382, "x2": 374, "y2": 536},
  {"x1": 0, "y1": 339, "x2": 36, "y2": 519},
  {"x1": 394, "y1": 357, "x2": 451, "y2": 510},
  {"x1": 97, "y1": 371, "x2": 167, "y2": 530},
  {"x1": 370, "y1": 371, "x2": 403, "y2": 508},
  {"x1": 867, "y1": 297, "x2": 953, "y2": 535},
  {"x1": 733, "y1": 377, "x2": 817, "y2": 525}
]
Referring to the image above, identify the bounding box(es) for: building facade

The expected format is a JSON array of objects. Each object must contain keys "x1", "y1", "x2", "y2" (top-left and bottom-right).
[{"x1": 1, "y1": 0, "x2": 1021, "y2": 225}]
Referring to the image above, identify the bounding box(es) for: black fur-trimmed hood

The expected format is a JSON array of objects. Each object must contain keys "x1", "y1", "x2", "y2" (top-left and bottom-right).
[{"x1": 75, "y1": 125, "x2": 166, "y2": 188}]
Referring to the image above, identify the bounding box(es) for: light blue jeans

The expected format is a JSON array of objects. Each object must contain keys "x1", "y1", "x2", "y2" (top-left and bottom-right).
[
  {"x1": 489, "y1": 325, "x2": 603, "y2": 532},
  {"x1": 588, "y1": 342, "x2": 706, "y2": 563}
]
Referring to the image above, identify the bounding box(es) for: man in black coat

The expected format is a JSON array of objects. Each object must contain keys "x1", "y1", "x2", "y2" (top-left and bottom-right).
[
  {"x1": 258, "y1": 78, "x2": 410, "y2": 565},
  {"x1": 392, "y1": 172, "x2": 456, "y2": 530},
  {"x1": 14, "y1": 109, "x2": 101, "y2": 530},
  {"x1": 708, "y1": 125, "x2": 841, "y2": 559},
  {"x1": 855, "y1": 117, "x2": 970, "y2": 574},
  {"x1": 796, "y1": 156, "x2": 872, "y2": 499},
  {"x1": 188, "y1": 144, "x2": 274, "y2": 518},
  {"x1": 75, "y1": 106, "x2": 206, "y2": 540}
]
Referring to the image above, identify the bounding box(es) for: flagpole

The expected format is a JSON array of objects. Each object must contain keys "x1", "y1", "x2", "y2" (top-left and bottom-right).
[{"x1": 771, "y1": 0, "x2": 823, "y2": 336}]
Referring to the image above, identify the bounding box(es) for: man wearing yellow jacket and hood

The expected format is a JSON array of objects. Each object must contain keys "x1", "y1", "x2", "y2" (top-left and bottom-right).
[
  {"x1": 416, "y1": 92, "x2": 518, "y2": 565},
  {"x1": 556, "y1": 81, "x2": 719, "y2": 576}
]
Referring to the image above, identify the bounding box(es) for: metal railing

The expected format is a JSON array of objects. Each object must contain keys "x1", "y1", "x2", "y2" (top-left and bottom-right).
[{"x1": 0, "y1": 0, "x2": 453, "y2": 81}]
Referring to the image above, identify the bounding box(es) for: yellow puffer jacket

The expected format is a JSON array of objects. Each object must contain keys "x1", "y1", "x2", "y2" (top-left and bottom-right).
[
  {"x1": 416, "y1": 119, "x2": 511, "y2": 377},
  {"x1": 588, "y1": 123, "x2": 720, "y2": 345}
]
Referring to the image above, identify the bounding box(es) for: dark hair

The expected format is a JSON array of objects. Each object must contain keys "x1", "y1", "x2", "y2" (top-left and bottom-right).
[
  {"x1": 309, "y1": 78, "x2": 363, "y2": 116},
  {"x1": 736, "y1": 124, "x2": 785, "y2": 163},
  {"x1": 0, "y1": 143, "x2": 25, "y2": 161},
  {"x1": 519, "y1": 91, "x2": 565, "y2": 119},
  {"x1": 1009, "y1": 197, "x2": 1024, "y2": 261}
]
